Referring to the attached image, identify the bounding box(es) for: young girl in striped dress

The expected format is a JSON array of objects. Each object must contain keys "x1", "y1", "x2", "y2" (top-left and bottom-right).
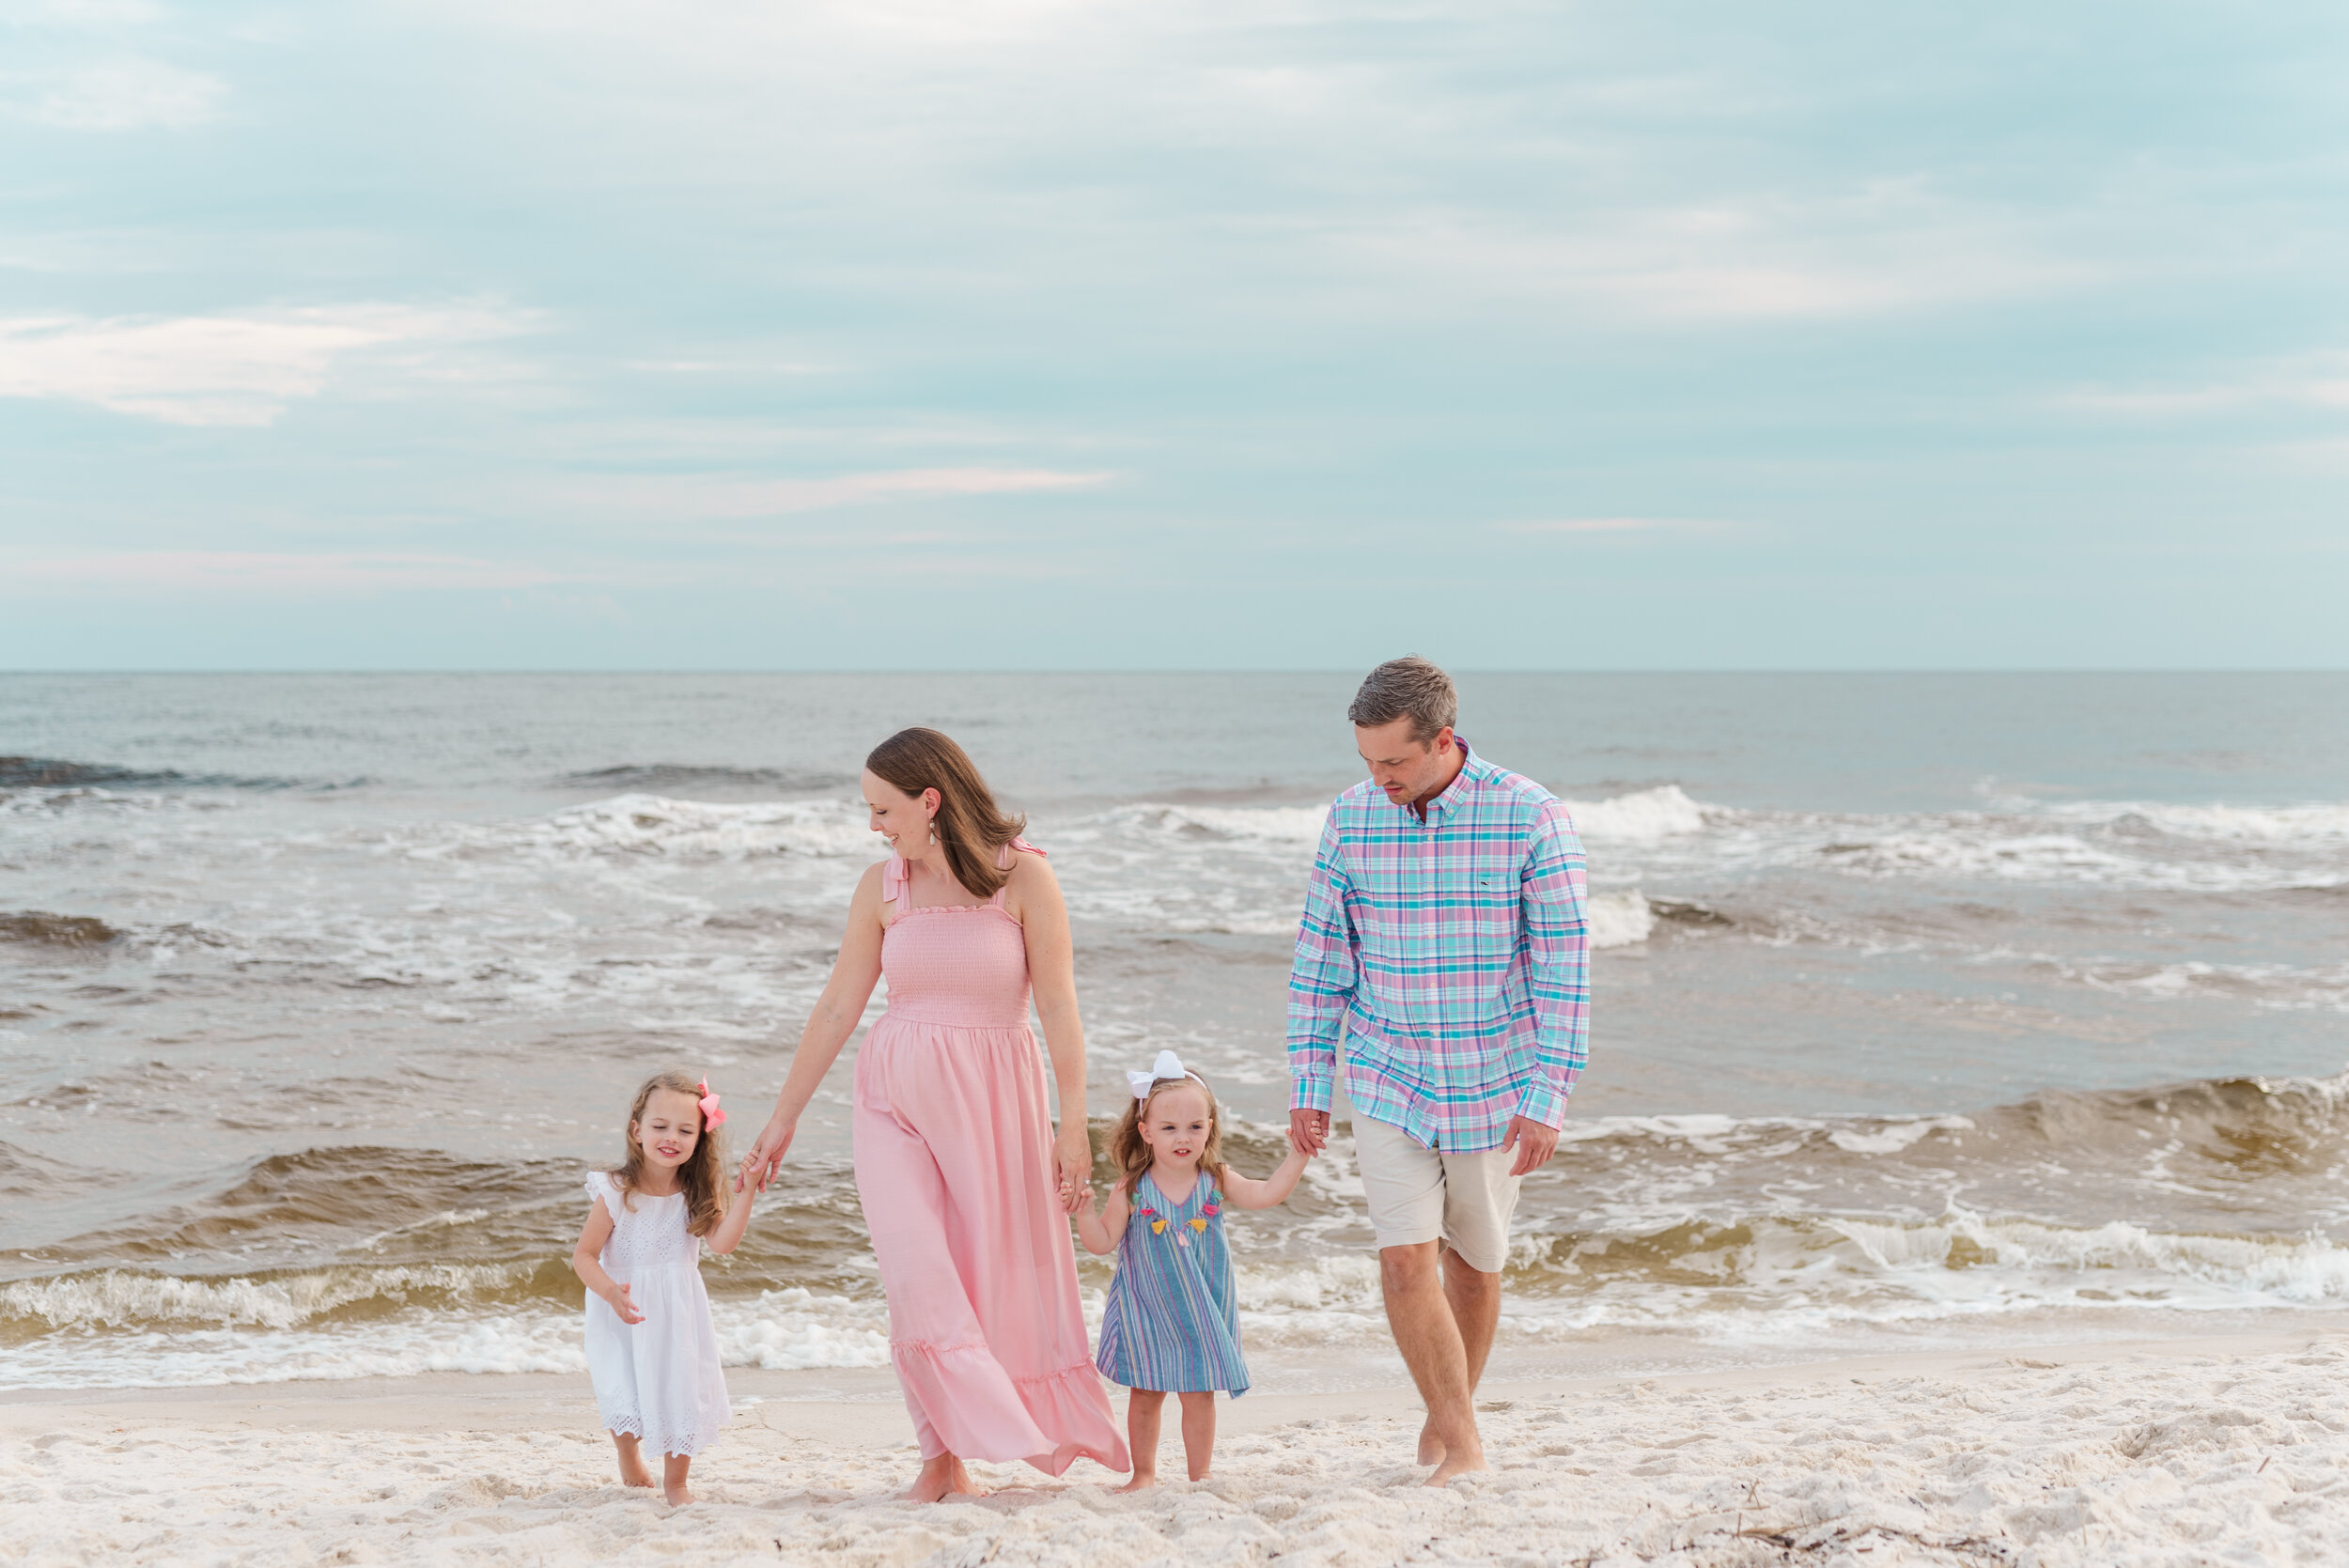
[{"x1": 1075, "y1": 1050, "x2": 1310, "y2": 1490}]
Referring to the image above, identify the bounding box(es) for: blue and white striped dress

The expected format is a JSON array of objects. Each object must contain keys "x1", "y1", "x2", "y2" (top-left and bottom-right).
[{"x1": 1094, "y1": 1169, "x2": 1250, "y2": 1396}]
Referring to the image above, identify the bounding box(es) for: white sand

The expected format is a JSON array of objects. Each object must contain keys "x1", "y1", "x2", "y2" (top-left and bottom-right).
[{"x1": 9, "y1": 1330, "x2": 2349, "y2": 1566}]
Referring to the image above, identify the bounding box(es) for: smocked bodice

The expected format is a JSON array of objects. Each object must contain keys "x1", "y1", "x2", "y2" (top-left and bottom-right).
[
  {"x1": 585, "y1": 1171, "x2": 703, "y2": 1275},
  {"x1": 877, "y1": 844, "x2": 1037, "y2": 1028}
]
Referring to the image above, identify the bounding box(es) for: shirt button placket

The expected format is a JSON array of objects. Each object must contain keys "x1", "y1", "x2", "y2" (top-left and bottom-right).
[{"x1": 1423, "y1": 811, "x2": 1439, "y2": 1053}]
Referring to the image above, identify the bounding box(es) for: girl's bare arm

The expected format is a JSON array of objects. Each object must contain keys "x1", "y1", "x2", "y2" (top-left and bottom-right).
[
  {"x1": 704, "y1": 1185, "x2": 757, "y2": 1256},
  {"x1": 1221, "y1": 1143, "x2": 1311, "y2": 1211},
  {"x1": 1074, "y1": 1182, "x2": 1132, "y2": 1256},
  {"x1": 570, "y1": 1200, "x2": 644, "y2": 1323}
]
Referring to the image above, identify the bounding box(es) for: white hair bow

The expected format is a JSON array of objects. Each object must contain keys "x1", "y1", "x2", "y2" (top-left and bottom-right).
[{"x1": 1127, "y1": 1048, "x2": 1200, "y2": 1101}]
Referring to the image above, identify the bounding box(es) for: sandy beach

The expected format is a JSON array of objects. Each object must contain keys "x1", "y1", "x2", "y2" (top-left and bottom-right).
[{"x1": 10, "y1": 1325, "x2": 2349, "y2": 1566}]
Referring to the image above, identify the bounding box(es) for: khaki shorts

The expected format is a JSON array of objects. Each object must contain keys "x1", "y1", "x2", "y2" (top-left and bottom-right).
[{"x1": 1352, "y1": 1114, "x2": 1523, "y2": 1274}]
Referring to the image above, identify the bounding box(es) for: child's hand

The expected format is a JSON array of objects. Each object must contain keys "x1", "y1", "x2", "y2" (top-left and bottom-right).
[{"x1": 606, "y1": 1283, "x2": 645, "y2": 1326}]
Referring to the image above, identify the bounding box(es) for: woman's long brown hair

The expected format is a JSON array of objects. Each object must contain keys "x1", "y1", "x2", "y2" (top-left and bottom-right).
[
  {"x1": 865, "y1": 727, "x2": 1028, "y2": 898},
  {"x1": 610, "y1": 1070, "x2": 729, "y2": 1237},
  {"x1": 1109, "y1": 1072, "x2": 1228, "y2": 1193}
]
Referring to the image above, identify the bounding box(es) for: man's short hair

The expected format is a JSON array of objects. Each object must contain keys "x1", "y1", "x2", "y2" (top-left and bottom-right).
[{"x1": 1348, "y1": 656, "x2": 1457, "y2": 745}]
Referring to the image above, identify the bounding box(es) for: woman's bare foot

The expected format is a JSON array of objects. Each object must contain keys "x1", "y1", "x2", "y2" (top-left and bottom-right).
[
  {"x1": 903, "y1": 1454, "x2": 987, "y2": 1503},
  {"x1": 613, "y1": 1434, "x2": 655, "y2": 1488},
  {"x1": 1114, "y1": 1473, "x2": 1158, "y2": 1493},
  {"x1": 1416, "y1": 1421, "x2": 1446, "y2": 1467}
]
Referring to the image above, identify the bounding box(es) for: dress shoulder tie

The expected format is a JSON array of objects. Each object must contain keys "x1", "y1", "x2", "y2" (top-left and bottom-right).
[{"x1": 991, "y1": 836, "x2": 1044, "y2": 907}]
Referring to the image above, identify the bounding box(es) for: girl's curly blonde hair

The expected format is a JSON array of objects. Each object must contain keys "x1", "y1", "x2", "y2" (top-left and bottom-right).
[
  {"x1": 1108, "y1": 1070, "x2": 1226, "y2": 1194},
  {"x1": 610, "y1": 1070, "x2": 730, "y2": 1237}
]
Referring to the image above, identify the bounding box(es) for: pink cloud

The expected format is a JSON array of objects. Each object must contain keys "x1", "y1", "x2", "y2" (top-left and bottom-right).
[
  {"x1": 0, "y1": 305, "x2": 530, "y2": 427},
  {"x1": 576, "y1": 466, "x2": 1111, "y2": 519}
]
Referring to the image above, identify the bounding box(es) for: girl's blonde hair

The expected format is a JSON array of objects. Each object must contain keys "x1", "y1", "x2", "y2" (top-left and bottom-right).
[
  {"x1": 610, "y1": 1070, "x2": 730, "y2": 1237},
  {"x1": 1109, "y1": 1071, "x2": 1226, "y2": 1193}
]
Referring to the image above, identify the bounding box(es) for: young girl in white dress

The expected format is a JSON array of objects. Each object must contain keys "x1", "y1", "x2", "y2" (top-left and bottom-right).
[{"x1": 571, "y1": 1070, "x2": 756, "y2": 1505}]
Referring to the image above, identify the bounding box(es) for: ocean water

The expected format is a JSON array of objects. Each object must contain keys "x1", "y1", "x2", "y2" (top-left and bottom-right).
[{"x1": 3, "y1": 672, "x2": 2347, "y2": 1391}]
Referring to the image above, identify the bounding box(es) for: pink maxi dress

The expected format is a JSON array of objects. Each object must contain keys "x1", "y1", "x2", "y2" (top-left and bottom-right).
[{"x1": 853, "y1": 840, "x2": 1128, "y2": 1475}]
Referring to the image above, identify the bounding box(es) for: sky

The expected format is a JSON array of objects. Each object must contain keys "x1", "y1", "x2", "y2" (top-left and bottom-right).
[{"x1": 1, "y1": 0, "x2": 2345, "y2": 670}]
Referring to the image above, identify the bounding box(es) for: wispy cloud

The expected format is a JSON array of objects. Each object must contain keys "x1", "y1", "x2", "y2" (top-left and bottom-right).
[
  {"x1": 1500, "y1": 518, "x2": 1713, "y2": 534},
  {"x1": 2059, "y1": 357, "x2": 2349, "y2": 418},
  {"x1": 6, "y1": 551, "x2": 568, "y2": 593},
  {"x1": 23, "y1": 59, "x2": 225, "y2": 131},
  {"x1": 0, "y1": 304, "x2": 533, "y2": 425},
  {"x1": 1356, "y1": 197, "x2": 2095, "y2": 324},
  {"x1": 572, "y1": 467, "x2": 1111, "y2": 519}
]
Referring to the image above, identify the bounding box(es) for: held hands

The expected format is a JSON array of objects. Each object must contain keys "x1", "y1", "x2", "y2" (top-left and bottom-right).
[
  {"x1": 604, "y1": 1282, "x2": 645, "y2": 1327},
  {"x1": 737, "y1": 1116, "x2": 797, "y2": 1194},
  {"x1": 1053, "y1": 1126, "x2": 1093, "y2": 1215},
  {"x1": 1288, "y1": 1108, "x2": 1330, "y2": 1157},
  {"x1": 1286, "y1": 1107, "x2": 1556, "y2": 1173}
]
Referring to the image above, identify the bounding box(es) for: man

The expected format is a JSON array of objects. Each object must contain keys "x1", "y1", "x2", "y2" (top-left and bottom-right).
[{"x1": 1287, "y1": 656, "x2": 1589, "y2": 1484}]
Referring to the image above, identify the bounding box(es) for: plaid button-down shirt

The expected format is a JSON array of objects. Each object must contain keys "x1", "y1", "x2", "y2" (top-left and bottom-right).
[{"x1": 1286, "y1": 740, "x2": 1590, "y2": 1152}]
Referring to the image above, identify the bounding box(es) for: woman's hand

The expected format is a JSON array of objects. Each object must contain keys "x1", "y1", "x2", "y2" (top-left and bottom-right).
[
  {"x1": 1053, "y1": 1124, "x2": 1093, "y2": 1214},
  {"x1": 738, "y1": 1116, "x2": 797, "y2": 1193}
]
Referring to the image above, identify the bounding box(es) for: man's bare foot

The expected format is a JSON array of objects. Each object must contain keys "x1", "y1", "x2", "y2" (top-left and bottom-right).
[
  {"x1": 1424, "y1": 1446, "x2": 1488, "y2": 1486},
  {"x1": 663, "y1": 1481, "x2": 694, "y2": 1507},
  {"x1": 1416, "y1": 1421, "x2": 1446, "y2": 1467},
  {"x1": 1114, "y1": 1474, "x2": 1158, "y2": 1493},
  {"x1": 903, "y1": 1455, "x2": 987, "y2": 1503}
]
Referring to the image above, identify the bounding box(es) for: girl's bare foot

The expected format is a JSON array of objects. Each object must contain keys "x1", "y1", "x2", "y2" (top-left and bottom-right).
[
  {"x1": 662, "y1": 1453, "x2": 695, "y2": 1506},
  {"x1": 663, "y1": 1482, "x2": 694, "y2": 1506},
  {"x1": 1114, "y1": 1473, "x2": 1158, "y2": 1493},
  {"x1": 614, "y1": 1434, "x2": 655, "y2": 1488},
  {"x1": 903, "y1": 1454, "x2": 987, "y2": 1502}
]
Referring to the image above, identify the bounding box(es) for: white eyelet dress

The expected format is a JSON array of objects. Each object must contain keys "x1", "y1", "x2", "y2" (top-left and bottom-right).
[{"x1": 582, "y1": 1171, "x2": 730, "y2": 1457}]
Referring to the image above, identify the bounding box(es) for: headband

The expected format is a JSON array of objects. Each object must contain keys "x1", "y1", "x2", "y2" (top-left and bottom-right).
[{"x1": 1126, "y1": 1048, "x2": 1207, "y2": 1102}]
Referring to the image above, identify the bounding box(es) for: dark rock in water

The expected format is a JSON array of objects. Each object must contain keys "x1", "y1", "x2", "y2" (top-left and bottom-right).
[
  {"x1": 0, "y1": 756, "x2": 179, "y2": 789},
  {"x1": 0, "y1": 911, "x2": 122, "y2": 949},
  {"x1": 557, "y1": 763, "x2": 853, "y2": 799},
  {"x1": 1650, "y1": 899, "x2": 1733, "y2": 928}
]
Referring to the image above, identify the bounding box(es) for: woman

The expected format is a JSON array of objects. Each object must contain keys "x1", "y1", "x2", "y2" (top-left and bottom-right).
[{"x1": 738, "y1": 727, "x2": 1127, "y2": 1499}]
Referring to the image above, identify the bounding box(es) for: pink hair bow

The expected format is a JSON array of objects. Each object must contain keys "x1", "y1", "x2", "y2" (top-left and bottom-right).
[{"x1": 697, "y1": 1079, "x2": 727, "y2": 1129}]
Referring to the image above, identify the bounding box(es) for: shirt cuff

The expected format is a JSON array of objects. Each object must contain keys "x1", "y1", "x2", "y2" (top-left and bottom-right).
[
  {"x1": 1513, "y1": 1084, "x2": 1567, "y2": 1130},
  {"x1": 1291, "y1": 1073, "x2": 1334, "y2": 1113}
]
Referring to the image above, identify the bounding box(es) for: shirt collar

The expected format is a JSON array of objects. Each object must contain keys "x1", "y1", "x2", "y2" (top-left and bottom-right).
[{"x1": 1415, "y1": 737, "x2": 1479, "y2": 822}]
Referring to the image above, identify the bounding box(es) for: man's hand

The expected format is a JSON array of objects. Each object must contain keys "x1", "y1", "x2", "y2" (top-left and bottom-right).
[
  {"x1": 1502, "y1": 1115, "x2": 1560, "y2": 1176},
  {"x1": 1289, "y1": 1108, "x2": 1331, "y2": 1157}
]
